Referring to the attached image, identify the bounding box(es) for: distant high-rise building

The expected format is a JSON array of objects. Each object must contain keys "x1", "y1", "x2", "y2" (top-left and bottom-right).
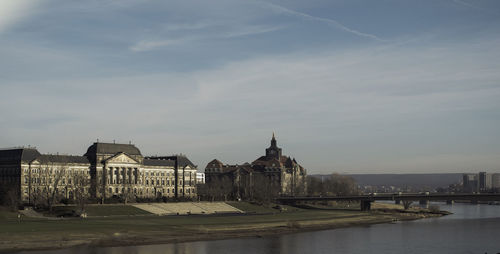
[
  {"x1": 463, "y1": 173, "x2": 478, "y2": 193},
  {"x1": 492, "y1": 173, "x2": 500, "y2": 191},
  {"x1": 479, "y1": 172, "x2": 488, "y2": 192}
]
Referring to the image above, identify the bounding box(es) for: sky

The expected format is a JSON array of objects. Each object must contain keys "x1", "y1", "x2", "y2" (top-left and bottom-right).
[{"x1": 1, "y1": 0, "x2": 500, "y2": 174}]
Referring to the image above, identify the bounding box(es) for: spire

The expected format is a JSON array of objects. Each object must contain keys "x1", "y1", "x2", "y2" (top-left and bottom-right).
[
  {"x1": 271, "y1": 132, "x2": 277, "y2": 147},
  {"x1": 266, "y1": 132, "x2": 282, "y2": 159}
]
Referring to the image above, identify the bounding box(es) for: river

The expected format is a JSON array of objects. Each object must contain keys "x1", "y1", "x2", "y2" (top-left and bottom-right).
[{"x1": 17, "y1": 203, "x2": 500, "y2": 254}]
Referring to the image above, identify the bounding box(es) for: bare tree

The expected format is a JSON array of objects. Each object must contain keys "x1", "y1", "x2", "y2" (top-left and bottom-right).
[
  {"x1": 40, "y1": 163, "x2": 66, "y2": 211},
  {"x1": 402, "y1": 200, "x2": 413, "y2": 210},
  {"x1": 6, "y1": 187, "x2": 20, "y2": 211},
  {"x1": 71, "y1": 169, "x2": 90, "y2": 213},
  {"x1": 250, "y1": 173, "x2": 280, "y2": 204},
  {"x1": 306, "y1": 174, "x2": 359, "y2": 197},
  {"x1": 204, "y1": 175, "x2": 234, "y2": 201}
]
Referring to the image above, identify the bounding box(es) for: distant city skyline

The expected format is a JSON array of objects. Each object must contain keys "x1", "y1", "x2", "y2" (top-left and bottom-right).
[{"x1": 1, "y1": 0, "x2": 500, "y2": 174}]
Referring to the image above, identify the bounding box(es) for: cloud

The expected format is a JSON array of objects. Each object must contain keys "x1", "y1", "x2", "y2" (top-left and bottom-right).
[
  {"x1": 162, "y1": 22, "x2": 213, "y2": 32},
  {"x1": 256, "y1": 1, "x2": 386, "y2": 41},
  {"x1": 129, "y1": 24, "x2": 284, "y2": 52},
  {"x1": 453, "y1": 0, "x2": 480, "y2": 9},
  {"x1": 0, "y1": 0, "x2": 40, "y2": 33},
  {"x1": 2, "y1": 38, "x2": 500, "y2": 172},
  {"x1": 224, "y1": 25, "x2": 285, "y2": 38},
  {"x1": 129, "y1": 38, "x2": 191, "y2": 52}
]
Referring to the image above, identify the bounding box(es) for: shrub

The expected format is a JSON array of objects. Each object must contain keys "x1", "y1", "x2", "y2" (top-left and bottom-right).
[{"x1": 429, "y1": 205, "x2": 440, "y2": 213}]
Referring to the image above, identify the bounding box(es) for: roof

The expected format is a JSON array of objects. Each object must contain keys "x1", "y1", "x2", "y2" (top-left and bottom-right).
[
  {"x1": 206, "y1": 159, "x2": 224, "y2": 168},
  {"x1": 145, "y1": 155, "x2": 196, "y2": 168},
  {"x1": 0, "y1": 148, "x2": 41, "y2": 164},
  {"x1": 177, "y1": 155, "x2": 196, "y2": 168},
  {"x1": 37, "y1": 154, "x2": 90, "y2": 164},
  {"x1": 218, "y1": 164, "x2": 254, "y2": 174},
  {"x1": 85, "y1": 142, "x2": 142, "y2": 156},
  {"x1": 143, "y1": 158, "x2": 175, "y2": 167}
]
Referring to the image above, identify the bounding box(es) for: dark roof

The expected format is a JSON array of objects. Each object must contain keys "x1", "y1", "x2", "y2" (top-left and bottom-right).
[
  {"x1": 85, "y1": 142, "x2": 142, "y2": 156},
  {"x1": 206, "y1": 159, "x2": 224, "y2": 168},
  {"x1": 177, "y1": 155, "x2": 196, "y2": 168},
  {"x1": 143, "y1": 158, "x2": 175, "y2": 167},
  {"x1": 0, "y1": 148, "x2": 41, "y2": 164},
  {"x1": 144, "y1": 155, "x2": 196, "y2": 168},
  {"x1": 215, "y1": 164, "x2": 254, "y2": 174},
  {"x1": 37, "y1": 154, "x2": 90, "y2": 164}
]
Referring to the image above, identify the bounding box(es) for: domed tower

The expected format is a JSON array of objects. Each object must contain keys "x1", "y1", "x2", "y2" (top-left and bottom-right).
[{"x1": 265, "y1": 132, "x2": 282, "y2": 160}]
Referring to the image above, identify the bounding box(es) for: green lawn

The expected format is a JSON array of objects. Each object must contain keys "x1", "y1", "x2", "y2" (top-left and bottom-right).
[
  {"x1": 0, "y1": 208, "x2": 364, "y2": 235},
  {"x1": 227, "y1": 201, "x2": 303, "y2": 213},
  {"x1": 0, "y1": 204, "x2": 387, "y2": 252},
  {"x1": 48, "y1": 205, "x2": 152, "y2": 217}
]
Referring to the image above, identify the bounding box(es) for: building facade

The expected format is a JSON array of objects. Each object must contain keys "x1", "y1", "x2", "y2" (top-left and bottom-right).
[
  {"x1": 0, "y1": 142, "x2": 198, "y2": 204},
  {"x1": 463, "y1": 172, "x2": 500, "y2": 193},
  {"x1": 204, "y1": 134, "x2": 307, "y2": 199}
]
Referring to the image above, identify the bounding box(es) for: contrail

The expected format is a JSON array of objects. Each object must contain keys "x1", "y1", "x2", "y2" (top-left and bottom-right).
[{"x1": 256, "y1": 1, "x2": 386, "y2": 42}]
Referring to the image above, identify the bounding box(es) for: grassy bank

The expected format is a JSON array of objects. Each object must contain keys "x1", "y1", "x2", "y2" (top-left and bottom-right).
[{"x1": 0, "y1": 203, "x2": 448, "y2": 253}]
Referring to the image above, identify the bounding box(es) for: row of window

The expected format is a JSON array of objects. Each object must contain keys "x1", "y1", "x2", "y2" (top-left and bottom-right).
[
  {"x1": 144, "y1": 179, "x2": 194, "y2": 186},
  {"x1": 24, "y1": 176, "x2": 90, "y2": 185},
  {"x1": 22, "y1": 168, "x2": 90, "y2": 175},
  {"x1": 22, "y1": 187, "x2": 88, "y2": 195},
  {"x1": 107, "y1": 187, "x2": 196, "y2": 195}
]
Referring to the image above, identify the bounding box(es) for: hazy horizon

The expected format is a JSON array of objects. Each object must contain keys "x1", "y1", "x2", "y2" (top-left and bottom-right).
[{"x1": 1, "y1": 0, "x2": 500, "y2": 174}]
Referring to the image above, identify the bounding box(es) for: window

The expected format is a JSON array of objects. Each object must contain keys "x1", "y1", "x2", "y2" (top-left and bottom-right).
[{"x1": 162, "y1": 180, "x2": 165, "y2": 185}]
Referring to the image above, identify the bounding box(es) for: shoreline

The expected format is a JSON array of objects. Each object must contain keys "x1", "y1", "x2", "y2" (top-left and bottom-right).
[{"x1": 0, "y1": 208, "x2": 448, "y2": 253}]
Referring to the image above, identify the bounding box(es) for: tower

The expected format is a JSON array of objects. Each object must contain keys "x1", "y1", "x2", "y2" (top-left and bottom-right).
[{"x1": 265, "y1": 132, "x2": 282, "y2": 160}]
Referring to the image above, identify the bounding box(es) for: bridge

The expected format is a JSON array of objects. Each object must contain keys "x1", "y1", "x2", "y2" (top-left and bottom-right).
[{"x1": 276, "y1": 193, "x2": 500, "y2": 211}]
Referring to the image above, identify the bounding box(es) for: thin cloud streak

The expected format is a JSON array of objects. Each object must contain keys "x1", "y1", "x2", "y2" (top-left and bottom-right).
[
  {"x1": 129, "y1": 38, "x2": 192, "y2": 52},
  {"x1": 256, "y1": 1, "x2": 386, "y2": 42},
  {"x1": 224, "y1": 25, "x2": 285, "y2": 38},
  {"x1": 129, "y1": 25, "x2": 285, "y2": 52}
]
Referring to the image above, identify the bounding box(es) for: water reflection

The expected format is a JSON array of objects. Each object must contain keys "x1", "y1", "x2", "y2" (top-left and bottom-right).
[{"x1": 16, "y1": 203, "x2": 500, "y2": 254}]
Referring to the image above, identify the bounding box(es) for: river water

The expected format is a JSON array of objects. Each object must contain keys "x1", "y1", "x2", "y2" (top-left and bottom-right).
[{"x1": 18, "y1": 203, "x2": 500, "y2": 254}]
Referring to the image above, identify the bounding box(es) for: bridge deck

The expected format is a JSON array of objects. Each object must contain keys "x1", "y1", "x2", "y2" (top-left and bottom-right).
[{"x1": 277, "y1": 193, "x2": 500, "y2": 203}]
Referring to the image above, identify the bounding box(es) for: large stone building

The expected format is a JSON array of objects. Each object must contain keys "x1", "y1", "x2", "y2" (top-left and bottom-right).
[
  {"x1": 204, "y1": 134, "x2": 307, "y2": 199},
  {"x1": 0, "y1": 142, "x2": 198, "y2": 204}
]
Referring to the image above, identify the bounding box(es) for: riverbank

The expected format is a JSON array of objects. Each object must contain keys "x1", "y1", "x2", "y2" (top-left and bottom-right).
[{"x1": 0, "y1": 203, "x2": 449, "y2": 253}]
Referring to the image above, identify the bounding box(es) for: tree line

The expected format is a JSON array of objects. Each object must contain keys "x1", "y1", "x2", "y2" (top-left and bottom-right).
[{"x1": 198, "y1": 173, "x2": 359, "y2": 204}]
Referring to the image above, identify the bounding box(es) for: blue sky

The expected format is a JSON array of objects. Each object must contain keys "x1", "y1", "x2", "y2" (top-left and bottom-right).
[{"x1": 1, "y1": 0, "x2": 500, "y2": 174}]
